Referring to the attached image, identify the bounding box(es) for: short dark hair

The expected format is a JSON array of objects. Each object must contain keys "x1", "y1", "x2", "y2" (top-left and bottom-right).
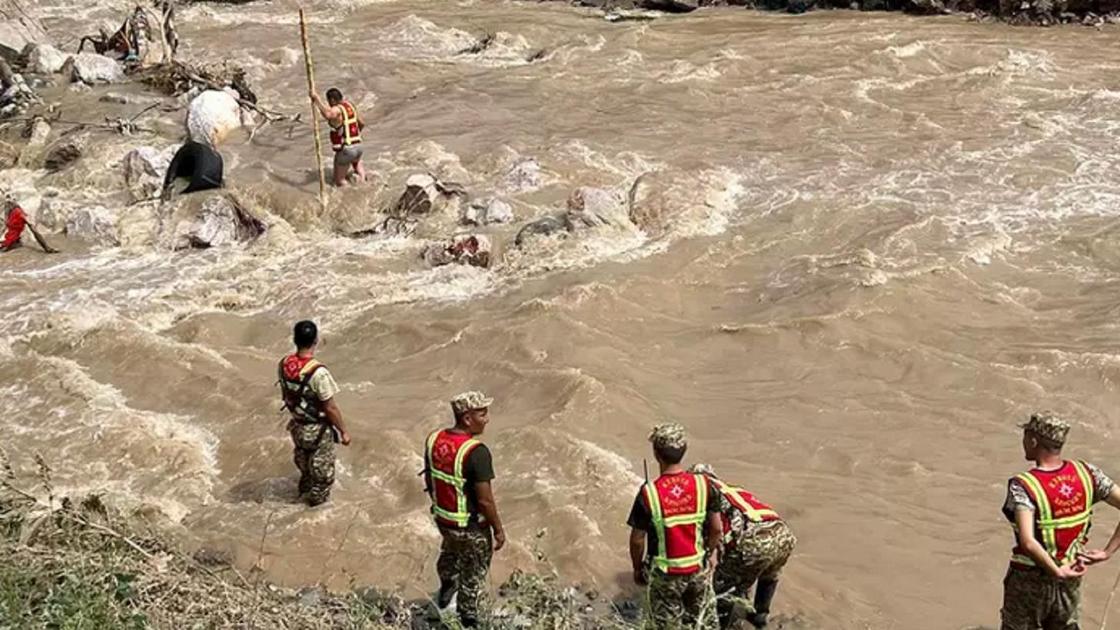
[
  {"x1": 654, "y1": 443, "x2": 687, "y2": 465},
  {"x1": 293, "y1": 320, "x2": 318, "y2": 349},
  {"x1": 326, "y1": 88, "x2": 343, "y2": 103}
]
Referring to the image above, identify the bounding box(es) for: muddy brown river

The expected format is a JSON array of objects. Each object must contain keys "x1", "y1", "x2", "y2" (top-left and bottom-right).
[{"x1": 4, "y1": 0, "x2": 1120, "y2": 627}]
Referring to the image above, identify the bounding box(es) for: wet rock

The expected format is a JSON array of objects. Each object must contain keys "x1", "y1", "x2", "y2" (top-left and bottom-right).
[
  {"x1": 639, "y1": 0, "x2": 700, "y2": 10},
  {"x1": 124, "y1": 144, "x2": 180, "y2": 202},
  {"x1": 186, "y1": 89, "x2": 244, "y2": 146},
  {"x1": 100, "y1": 92, "x2": 163, "y2": 106},
  {"x1": 566, "y1": 186, "x2": 629, "y2": 228},
  {"x1": 502, "y1": 157, "x2": 543, "y2": 193},
  {"x1": 43, "y1": 134, "x2": 86, "y2": 172},
  {"x1": 162, "y1": 191, "x2": 265, "y2": 249},
  {"x1": 22, "y1": 43, "x2": 68, "y2": 75},
  {"x1": 0, "y1": 16, "x2": 50, "y2": 64},
  {"x1": 628, "y1": 172, "x2": 670, "y2": 238},
  {"x1": 515, "y1": 215, "x2": 569, "y2": 247},
  {"x1": 423, "y1": 233, "x2": 492, "y2": 268},
  {"x1": 36, "y1": 197, "x2": 76, "y2": 231},
  {"x1": 65, "y1": 205, "x2": 119, "y2": 245},
  {"x1": 25, "y1": 116, "x2": 49, "y2": 146},
  {"x1": 905, "y1": 0, "x2": 948, "y2": 12},
  {"x1": 391, "y1": 173, "x2": 466, "y2": 218},
  {"x1": 463, "y1": 197, "x2": 514, "y2": 226},
  {"x1": 68, "y1": 52, "x2": 125, "y2": 84}
]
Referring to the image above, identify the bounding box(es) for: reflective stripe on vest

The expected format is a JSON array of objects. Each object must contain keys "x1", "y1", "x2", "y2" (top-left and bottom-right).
[
  {"x1": 645, "y1": 473, "x2": 708, "y2": 574},
  {"x1": 329, "y1": 101, "x2": 362, "y2": 151},
  {"x1": 711, "y1": 478, "x2": 780, "y2": 523},
  {"x1": 279, "y1": 356, "x2": 325, "y2": 422},
  {"x1": 1010, "y1": 460, "x2": 1094, "y2": 568},
  {"x1": 426, "y1": 429, "x2": 482, "y2": 528}
]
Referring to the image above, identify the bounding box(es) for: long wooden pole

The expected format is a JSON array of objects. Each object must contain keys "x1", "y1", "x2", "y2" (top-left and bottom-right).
[{"x1": 298, "y1": 8, "x2": 328, "y2": 213}]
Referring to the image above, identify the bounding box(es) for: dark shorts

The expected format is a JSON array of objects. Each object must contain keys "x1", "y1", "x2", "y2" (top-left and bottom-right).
[{"x1": 334, "y1": 145, "x2": 363, "y2": 168}]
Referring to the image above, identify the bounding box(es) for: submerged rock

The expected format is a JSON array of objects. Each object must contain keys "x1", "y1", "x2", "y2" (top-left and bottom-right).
[
  {"x1": 391, "y1": 173, "x2": 466, "y2": 219},
  {"x1": 501, "y1": 158, "x2": 543, "y2": 193},
  {"x1": 566, "y1": 186, "x2": 628, "y2": 228},
  {"x1": 423, "y1": 233, "x2": 492, "y2": 268},
  {"x1": 515, "y1": 215, "x2": 569, "y2": 248},
  {"x1": 124, "y1": 144, "x2": 181, "y2": 202},
  {"x1": 65, "y1": 205, "x2": 119, "y2": 245},
  {"x1": 43, "y1": 134, "x2": 86, "y2": 172},
  {"x1": 628, "y1": 172, "x2": 670, "y2": 238},
  {"x1": 463, "y1": 197, "x2": 514, "y2": 226}
]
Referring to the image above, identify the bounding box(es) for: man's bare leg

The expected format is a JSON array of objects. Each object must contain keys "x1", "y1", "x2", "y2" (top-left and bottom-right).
[
  {"x1": 333, "y1": 163, "x2": 347, "y2": 187},
  {"x1": 353, "y1": 159, "x2": 367, "y2": 183}
]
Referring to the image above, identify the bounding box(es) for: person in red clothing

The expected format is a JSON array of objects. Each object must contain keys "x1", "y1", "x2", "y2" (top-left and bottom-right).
[
  {"x1": 1, "y1": 201, "x2": 26, "y2": 251},
  {"x1": 2, "y1": 200, "x2": 57, "y2": 253}
]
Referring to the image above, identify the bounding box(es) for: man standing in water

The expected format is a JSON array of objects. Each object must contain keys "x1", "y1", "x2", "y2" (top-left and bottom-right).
[
  {"x1": 1001, "y1": 411, "x2": 1120, "y2": 629},
  {"x1": 279, "y1": 320, "x2": 350, "y2": 507},
  {"x1": 628, "y1": 423, "x2": 722, "y2": 630},
  {"x1": 424, "y1": 391, "x2": 505, "y2": 627},
  {"x1": 309, "y1": 87, "x2": 366, "y2": 187},
  {"x1": 690, "y1": 464, "x2": 795, "y2": 629}
]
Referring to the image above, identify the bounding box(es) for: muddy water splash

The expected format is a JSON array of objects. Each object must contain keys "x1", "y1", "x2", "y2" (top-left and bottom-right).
[{"x1": 4, "y1": 1, "x2": 1120, "y2": 627}]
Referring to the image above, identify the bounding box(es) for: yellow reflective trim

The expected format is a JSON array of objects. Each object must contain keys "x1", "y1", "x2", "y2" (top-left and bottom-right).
[{"x1": 647, "y1": 475, "x2": 709, "y2": 573}]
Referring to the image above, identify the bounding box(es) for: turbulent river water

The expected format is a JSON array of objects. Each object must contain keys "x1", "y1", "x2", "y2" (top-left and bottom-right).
[{"x1": 4, "y1": 0, "x2": 1120, "y2": 627}]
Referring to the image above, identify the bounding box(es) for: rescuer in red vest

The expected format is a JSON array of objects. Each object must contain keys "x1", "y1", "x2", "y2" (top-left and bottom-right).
[
  {"x1": 690, "y1": 463, "x2": 795, "y2": 629},
  {"x1": 310, "y1": 87, "x2": 367, "y2": 187},
  {"x1": 2, "y1": 199, "x2": 57, "y2": 254},
  {"x1": 423, "y1": 391, "x2": 506, "y2": 628},
  {"x1": 1000, "y1": 411, "x2": 1120, "y2": 629},
  {"x1": 279, "y1": 320, "x2": 350, "y2": 506},
  {"x1": 628, "y1": 423, "x2": 722, "y2": 629}
]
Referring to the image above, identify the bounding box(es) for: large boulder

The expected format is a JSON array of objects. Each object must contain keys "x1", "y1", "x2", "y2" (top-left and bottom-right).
[
  {"x1": 565, "y1": 186, "x2": 629, "y2": 229},
  {"x1": 462, "y1": 197, "x2": 514, "y2": 226},
  {"x1": 186, "y1": 89, "x2": 245, "y2": 146},
  {"x1": 22, "y1": 43, "x2": 67, "y2": 75},
  {"x1": 0, "y1": 9, "x2": 49, "y2": 65},
  {"x1": 65, "y1": 205, "x2": 119, "y2": 245},
  {"x1": 161, "y1": 191, "x2": 265, "y2": 249},
  {"x1": 68, "y1": 52, "x2": 125, "y2": 84},
  {"x1": 390, "y1": 173, "x2": 466, "y2": 219},
  {"x1": 639, "y1": 0, "x2": 700, "y2": 9},
  {"x1": 628, "y1": 172, "x2": 670, "y2": 238},
  {"x1": 124, "y1": 144, "x2": 180, "y2": 202}
]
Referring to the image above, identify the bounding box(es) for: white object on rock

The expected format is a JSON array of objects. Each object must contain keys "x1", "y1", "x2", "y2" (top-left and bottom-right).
[
  {"x1": 186, "y1": 89, "x2": 245, "y2": 146},
  {"x1": 23, "y1": 43, "x2": 69, "y2": 75},
  {"x1": 70, "y1": 52, "x2": 125, "y2": 84},
  {"x1": 65, "y1": 205, "x2": 119, "y2": 245}
]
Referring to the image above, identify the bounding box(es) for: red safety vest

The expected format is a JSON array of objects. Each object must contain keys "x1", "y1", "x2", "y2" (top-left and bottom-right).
[
  {"x1": 278, "y1": 354, "x2": 327, "y2": 423},
  {"x1": 644, "y1": 472, "x2": 710, "y2": 575},
  {"x1": 709, "y1": 478, "x2": 780, "y2": 543},
  {"x1": 426, "y1": 429, "x2": 484, "y2": 528},
  {"x1": 329, "y1": 101, "x2": 362, "y2": 151},
  {"x1": 2, "y1": 206, "x2": 26, "y2": 249},
  {"x1": 1009, "y1": 460, "x2": 1094, "y2": 568}
]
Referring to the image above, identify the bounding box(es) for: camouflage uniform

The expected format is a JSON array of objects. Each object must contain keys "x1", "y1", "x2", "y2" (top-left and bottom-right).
[
  {"x1": 1000, "y1": 568, "x2": 1081, "y2": 630},
  {"x1": 1000, "y1": 412, "x2": 1108, "y2": 630},
  {"x1": 648, "y1": 569, "x2": 720, "y2": 630},
  {"x1": 641, "y1": 424, "x2": 720, "y2": 630},
  {"x1": 432, "y1": 391, "x2": 497, "y2": 628},
  {"x1": 437, "y1": 525, "x2": 493, "y2": 626},
  {"x1": 290, "y1": 422, "x2": 335, "y2": 506}
]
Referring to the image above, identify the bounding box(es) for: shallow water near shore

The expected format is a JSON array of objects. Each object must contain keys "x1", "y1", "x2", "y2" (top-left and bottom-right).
[{"x1": 4, "y1": 1, "x2": 1120, "y2": 627}]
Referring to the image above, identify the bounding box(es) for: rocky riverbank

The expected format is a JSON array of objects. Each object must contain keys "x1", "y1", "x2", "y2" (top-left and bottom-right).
[{"x1": 564, "y1": 0, "x2": 1119, "y2": 25}]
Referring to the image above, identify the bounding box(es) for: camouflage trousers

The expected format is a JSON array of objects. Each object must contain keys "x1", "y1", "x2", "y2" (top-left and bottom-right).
[
  {"x1": 290, "y1": 421, "x2": 335, "y2": 506},
  {"x1": 714, "y1": 520, "x2": 796, "y2": 599},
  {"x1": 437, "y1": 525, "x2": 493, "y2": 627},
  {"x1": 647, "y1": 569, "x2": 719, "y2": 630},
  {"x1": 1000, "y1": 567, "x2": 1081, "y2": 630}
]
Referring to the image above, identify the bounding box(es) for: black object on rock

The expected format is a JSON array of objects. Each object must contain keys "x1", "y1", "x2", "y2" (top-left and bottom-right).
[{"x1": 164, "y1": 141, "x2": 223, "y2": 197}]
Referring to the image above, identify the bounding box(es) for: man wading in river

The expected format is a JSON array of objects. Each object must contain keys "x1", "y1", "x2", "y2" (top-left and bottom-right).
[
  {"x1": 424, "y1": 391, "x2": 506, "y2": 628},
  {"x1": 309, "y1": 87, "x2": 366, "y2": 187},
  {"x1": 279, "y1": 320, "x2": 350, "y2": 507},
  {"x1": 691, "y1": 463, "x2": 795, "y2": 629},
  {"x1": 629, "y1": 423, "x2": 722, "y2": 630},
  {"x1": 1000, "y1": 412, "x2": 1120, "y2": 630}
]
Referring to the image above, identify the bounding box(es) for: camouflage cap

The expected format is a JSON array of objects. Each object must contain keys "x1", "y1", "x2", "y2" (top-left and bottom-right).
[
  {"x1": 649, "y1": 423, "x2": 687, "y2": 450},
  {"x1": 1020, "y1": 411, "x2": 1071, "y2": 446},
  {"x1": 689, "y1": 463, "x2": 717, "y2": 478},
  {"x1": 450, "y1": 391, "x2": 493, "y2": 415}
]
